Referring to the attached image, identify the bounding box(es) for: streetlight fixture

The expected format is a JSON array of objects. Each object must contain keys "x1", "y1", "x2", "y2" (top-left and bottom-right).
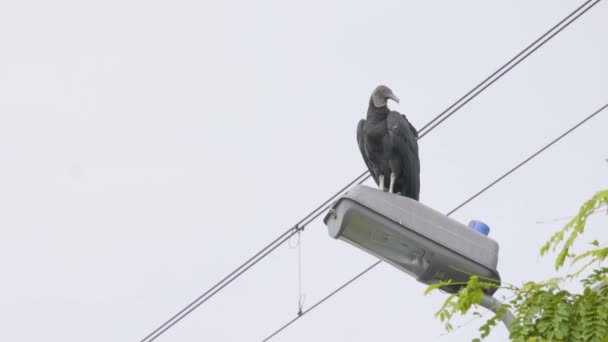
[{"x1": 324, "y1": 185, "x2": 513, "y2": 328}]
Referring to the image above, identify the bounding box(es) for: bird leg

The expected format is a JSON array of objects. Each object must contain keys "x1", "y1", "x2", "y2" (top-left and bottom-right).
[
  {"x1": 389, "y1": 172, "x2": 396, "y2": 193},
  {"x1": 378, "y1": 174, "x2": 386, "y2": 192}
]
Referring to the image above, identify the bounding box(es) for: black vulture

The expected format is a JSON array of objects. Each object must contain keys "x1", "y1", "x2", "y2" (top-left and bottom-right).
[{"x1": 356, "y1": 85, "x2": 420, "y2": 200}]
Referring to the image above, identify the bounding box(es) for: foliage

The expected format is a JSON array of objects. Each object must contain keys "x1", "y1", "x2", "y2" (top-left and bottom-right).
[
  {"x1": 540, "y1": 190, "x2": 608, "y2": 272},
  {"x1": 427, "y1": 189, "x2": 608, "y2": 341}
]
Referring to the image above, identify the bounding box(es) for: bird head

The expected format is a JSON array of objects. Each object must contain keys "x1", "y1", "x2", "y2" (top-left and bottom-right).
[{"x1": 371, "y1": 85, "x2": 399, "y2": 108}]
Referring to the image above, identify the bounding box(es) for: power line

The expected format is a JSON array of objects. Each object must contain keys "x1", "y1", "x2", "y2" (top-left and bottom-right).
[
  {"x1": 446, "y1": 104, "x2": 608, "y2": 215},
  {"x1": 416, "y1": 0, "x2": 599, "y2": 134},
  {"x1": 418, "y1": 0, "x2": 601, "y2": 139},
  {"x1": 139, "y1": 1, "x2": 600, "y2": 339},
  {"x1": 138, "y1": 228, "x2": 297, "y2": 342},
  {"x1": 144, "y1": 229, "x2": 299, "y2": 342},
  {"x1": 356, "y1": 0, "x2": 602, "y2": 185},
  {"x1": 260, "y1": 103, "x2": 608, "y2": 342},
  {"x1": 262, "y1": 261, "x2": 381, "y2": 342}
]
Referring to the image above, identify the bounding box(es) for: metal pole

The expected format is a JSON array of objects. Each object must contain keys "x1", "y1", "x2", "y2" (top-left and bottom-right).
[
  {"x1": 479, "y1": 282, "x2": 605, "y2": 333},
  {"x1": 591, "y1": 281, "x2": 607, "y2": 293},
  {"x1": 480, "y1": 294, "x2": 514, "y2": 331}
]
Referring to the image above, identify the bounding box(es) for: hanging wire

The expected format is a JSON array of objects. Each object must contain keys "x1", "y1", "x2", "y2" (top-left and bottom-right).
[
  {"x1": 289, "y1": 227, "x2": 306, "y2": 316},
  {"x1": 297, "y1": 229, "x2": 306, "y2": 316},
  {"x1": 288, "y1": 226, "x2": 306, "y2": 316}
]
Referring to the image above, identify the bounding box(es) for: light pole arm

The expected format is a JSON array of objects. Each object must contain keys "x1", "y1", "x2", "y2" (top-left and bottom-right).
[{"x1": 480, "y1": 294, "x2": 514, "y2": 331}]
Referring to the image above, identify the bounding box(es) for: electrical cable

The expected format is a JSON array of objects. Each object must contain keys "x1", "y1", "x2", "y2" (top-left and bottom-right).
[
  {"x1": 418, "y1": 0, "x2": 601, "y2": 140},
  {"x1": 356, "y1": 0, "x2": 602, "y2": 186},
  {"x1": 143, "y1": 229, "x2": 299, "y2": 342},
  {"x1": 416, "y1": 0, "x2": 599, "y2": 134},
  {"x1": 139, "y1": 227, "x2": 297, "y2": 342}
]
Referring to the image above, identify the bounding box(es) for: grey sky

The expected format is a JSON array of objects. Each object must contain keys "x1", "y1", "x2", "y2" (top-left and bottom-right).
[{"x1": 1, "y1": 0, "x2": 607, "y2": 341}]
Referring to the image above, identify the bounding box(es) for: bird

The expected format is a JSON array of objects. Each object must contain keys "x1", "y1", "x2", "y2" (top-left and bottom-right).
[{"x1": 356, "y1": 85, "x2": 420, "y2": 200}]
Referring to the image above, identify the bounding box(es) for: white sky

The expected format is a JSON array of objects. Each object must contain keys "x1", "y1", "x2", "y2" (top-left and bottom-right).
[{"x1": 1, "y1": 0, "x2": 607, "y2": 341}]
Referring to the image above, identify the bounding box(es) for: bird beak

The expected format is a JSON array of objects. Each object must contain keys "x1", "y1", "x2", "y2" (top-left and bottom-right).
[{"x1": 388, "y1": 93, "x2": 400, "y2": 103}]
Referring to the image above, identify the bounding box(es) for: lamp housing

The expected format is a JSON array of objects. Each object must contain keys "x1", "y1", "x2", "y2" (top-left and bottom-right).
[{"x1": 323, "y1": 185, "x2": 501, "y2": 294}]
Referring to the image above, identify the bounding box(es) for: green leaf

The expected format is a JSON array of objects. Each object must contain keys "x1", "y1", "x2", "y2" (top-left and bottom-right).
[{"x1": 431, "y1": 188, "x2": 608, "y2": 342}]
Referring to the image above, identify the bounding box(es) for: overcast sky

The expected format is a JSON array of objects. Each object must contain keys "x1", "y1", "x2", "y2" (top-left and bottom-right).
[{"x1": 1, "y1": 0, "x2": 607, "y2": 341}]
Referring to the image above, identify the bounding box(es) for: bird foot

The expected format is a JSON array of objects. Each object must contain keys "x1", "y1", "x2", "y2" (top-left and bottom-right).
[
  {"x1": 378, "y1": 175, "x2": 386, "y2": 192},
  {"x1": 389, "y1": 172, "x2": 396, "y2": 193}
]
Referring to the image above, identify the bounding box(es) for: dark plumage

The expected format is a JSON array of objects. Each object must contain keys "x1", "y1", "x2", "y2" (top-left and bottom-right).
[{"x1": 357, "y1": 85, "x2": 420, "y2": 200}]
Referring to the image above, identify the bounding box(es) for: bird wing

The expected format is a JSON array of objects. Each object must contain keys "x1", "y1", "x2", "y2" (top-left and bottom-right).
[
  {"x1": 357, "y1": 119, "x2": 380, "y2": 185},
  {"x1": 403, "y1": 115, "x2": 419, "y2": 138},
  {"x1": 387, "y1": 111, "x2": 420, "y2": 200}
]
